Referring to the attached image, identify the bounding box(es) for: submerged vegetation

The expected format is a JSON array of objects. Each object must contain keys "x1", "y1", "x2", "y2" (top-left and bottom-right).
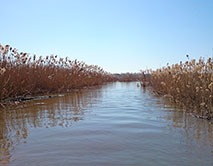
[
  {"x1": 141, "y1": 57, "x2": 213, "y2": 120},
  {"x1": 0, "y1": 44, "x2": 113, "y2": 102}
]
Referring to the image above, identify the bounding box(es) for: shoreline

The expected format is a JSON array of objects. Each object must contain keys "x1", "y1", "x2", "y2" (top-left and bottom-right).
[
  {"x1": 0, "y1": 84, "x2": 104, "y2": 109},
  {"x1": 151, "y1": 89, "x2": 213, "y2": 122},
  {"x1": 1, "y1": 83, "x2": 212, "y2": 123}
]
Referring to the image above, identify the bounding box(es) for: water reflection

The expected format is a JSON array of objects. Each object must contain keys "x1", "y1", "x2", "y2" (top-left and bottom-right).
[
  {"x1": 149, "y1": 90, "x2": 213, "y2": 149},
  {"x1": 0, "y1": 82, "x2": 213, "y2": 166},
  {"x1": 165, "y1": 110, "x2": 213, "y2": 148},
  {"x1": 0, "y1": 88, "x2": 103, "y2": 164}
]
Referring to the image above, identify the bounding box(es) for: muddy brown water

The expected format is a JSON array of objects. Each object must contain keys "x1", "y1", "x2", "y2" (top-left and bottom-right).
[{"x1": 0, "y1": 82, "x2": 213, "y2": 166}]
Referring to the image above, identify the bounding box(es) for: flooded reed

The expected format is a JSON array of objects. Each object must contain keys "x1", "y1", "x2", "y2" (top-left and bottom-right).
[
  {"x1": 0, "y1": 44, "x2": 113, "y2": 102},
  {"x1": 141, "y1": 57, "x2": 213, "y2": 120}
]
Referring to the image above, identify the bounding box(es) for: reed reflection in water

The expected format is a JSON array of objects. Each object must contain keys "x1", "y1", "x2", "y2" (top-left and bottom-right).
[
  {"x1": 0, "y1": 82, "x2": 212, "y2": 166},
  {"x1": 0, "y1": 86, "x2": 104, "y2": 164},
  {"x1": 151, "y1": 91, "x2": 213, "y2": 148}
]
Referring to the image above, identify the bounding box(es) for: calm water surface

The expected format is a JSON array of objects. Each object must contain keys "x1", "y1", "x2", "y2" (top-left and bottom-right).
[{"x1": 0, "y1": 82, "x2": 213, "y2": 166}]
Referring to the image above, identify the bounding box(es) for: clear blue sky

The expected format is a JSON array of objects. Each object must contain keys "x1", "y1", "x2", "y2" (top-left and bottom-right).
[{"x1": 0, "y1": 0, "x2": 213, "y2": 73}]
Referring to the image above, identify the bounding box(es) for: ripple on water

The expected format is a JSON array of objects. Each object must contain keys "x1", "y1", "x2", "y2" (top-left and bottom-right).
[{"x1": 0, "y1": 82, "x2": 213, "y2": 166}]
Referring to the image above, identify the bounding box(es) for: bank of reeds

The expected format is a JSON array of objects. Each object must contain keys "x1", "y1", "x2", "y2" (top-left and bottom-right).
[
  {"x1": 0, "y1": 44, "x2": 113, "y2": 102},
  {"x1": 141, "y1": 57, "x2": 213, "y2": 120},
  {"x1": 113, "y1": 73, "x2": 141, "y2": 82}
]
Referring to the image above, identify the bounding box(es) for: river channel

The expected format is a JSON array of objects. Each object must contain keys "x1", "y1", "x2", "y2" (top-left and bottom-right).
[{"x1": 0, "y1": 82, "x2": 213, "y2": 166}]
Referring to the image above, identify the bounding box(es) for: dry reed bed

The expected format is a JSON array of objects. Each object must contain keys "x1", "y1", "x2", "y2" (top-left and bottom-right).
[
  {"x1": 141, "y1": 57, "x2": 213, "y2": 120},
  {"x1": 113, "y1": 73, "x2": 141, "y2": 82},
  {"x1": 0, "y1": 44, "x2": 113, "y2": 102}
]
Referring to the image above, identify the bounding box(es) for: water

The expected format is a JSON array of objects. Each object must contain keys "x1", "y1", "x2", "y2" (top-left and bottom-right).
[{"x1": 0, "y1": 82, "x2": 213, "y2": 166}]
